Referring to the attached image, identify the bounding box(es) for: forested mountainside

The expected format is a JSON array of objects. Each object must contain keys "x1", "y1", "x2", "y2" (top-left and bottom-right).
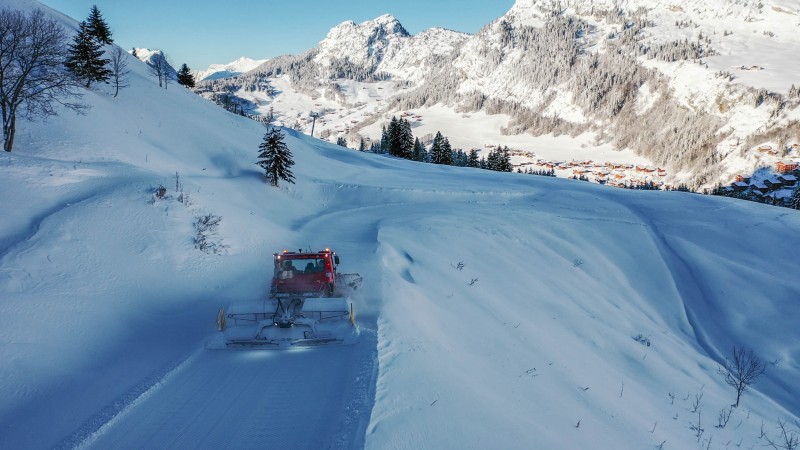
[{"x1": 197, "y1": 0, "x2": 800, "y2": 188}]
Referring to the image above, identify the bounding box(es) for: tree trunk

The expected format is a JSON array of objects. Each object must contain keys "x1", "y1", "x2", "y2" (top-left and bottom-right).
[{"x1": 3, "y1": 116, "x2": 15, "y2": 152}]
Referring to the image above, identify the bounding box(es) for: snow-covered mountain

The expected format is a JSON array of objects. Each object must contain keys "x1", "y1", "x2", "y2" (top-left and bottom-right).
[
  {"x1": 198, "y1": 0, "x2": 800, "y2": 189},
  {"x1": 130, "y1": 47, "x2": 178, "y2": 79},
  {"x1": 309, "y1": 14, "x2": 468, "y2": 84},
  {"x1": 195, "y1": 56, "x2": 268, "y2": 81},
  {"x1": 1, "y1": 1, "x2": 799, "y2": 449}
]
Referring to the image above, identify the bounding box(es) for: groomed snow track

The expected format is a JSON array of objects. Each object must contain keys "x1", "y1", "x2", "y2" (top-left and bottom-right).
[{"x1": 69, "y1": 329, "x2": 377, "y2": 450}]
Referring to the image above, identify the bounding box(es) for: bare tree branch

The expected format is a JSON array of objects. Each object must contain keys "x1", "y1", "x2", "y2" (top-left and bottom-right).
[
  {"x1": 0, "y1": 8, "x2": 85, "y2": 151},
  {"x1": 109, "y1": 46, "x2": 129, "y2": 97},
  {"x1": 719, "y1": 345, "x2": 766, "y2": 408},
  {"x1": 147, "y1": 51, "x2": 172, "y2": 90}
]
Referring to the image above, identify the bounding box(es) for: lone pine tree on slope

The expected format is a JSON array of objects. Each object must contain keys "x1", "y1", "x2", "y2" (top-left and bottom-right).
[
  {"x1": 257, "y1": 127, "x2": 295, "y2": 187},
  {"x1": 65, "y1": 20, "x2": 111, "y2": 87},
  {"x1": 86, "y1": 5, "x2": 113, "y2": 45},
  {"x1": 176, "y1": 63, "x2": 195, "y2": 88}
]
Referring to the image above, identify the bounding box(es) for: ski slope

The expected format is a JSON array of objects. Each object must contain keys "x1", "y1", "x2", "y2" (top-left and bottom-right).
[
  {"x1": 79, "y1": 343, "x2": 376, "y2": 449},
  {"x1": 1, "y1": 2, "x2": 799, "y2": 449}
]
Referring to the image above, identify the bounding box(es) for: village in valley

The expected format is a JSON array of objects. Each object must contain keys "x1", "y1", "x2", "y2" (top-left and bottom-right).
[{"x1": 237, "y1": 82, "x2": 800, "y2": 204}]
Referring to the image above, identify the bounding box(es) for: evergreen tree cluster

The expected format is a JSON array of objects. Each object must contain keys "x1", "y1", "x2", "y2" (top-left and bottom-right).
[
  {"x1": 482, "y1": 146, "x2": 512, "y2": 172},
  {"x1": 371, "y1": 119, "x2": 518, "y2": 174},
  {"x1": 428, "y1": 131, "x2": 452, "y2": 165},
  {"x1": 380, "y1": 116, "x2": 415, "y2": 159},
  {"x1": 65, "y1": 6, "x2": 113, "y2": 88},
  {"x1": 525, "y1": 169, "x2": 556, "y2": 177}
]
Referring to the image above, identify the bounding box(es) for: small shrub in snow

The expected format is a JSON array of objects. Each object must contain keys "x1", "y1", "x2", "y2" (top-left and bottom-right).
[
  {"x1": 716, "y1": 405, "x2": 732, "y2": 429},
  {"x1": 633, "y1": 333, "x2": 651, "y2": 347},
  {"x1": 193, "y1": 214, "x2": 227, "y2": 254},
  {"x1": 690, "y1": 392, "x2": 703, "y2": 414},
  {"x1": 760, "y1": 419, "x2": 800, "y2": 450},
  {"x1": 177, "y1": 191, "x2": 190, "y2": 206},
  {"x1": 174, "y1": 172, "x2": 190, "y2": 206},
  {"x1": 690, "y1": 410, "x2": 704, "y2": 442},
  {"x1": 150, "y1": 184, "x2": 167, "y2": 203}
]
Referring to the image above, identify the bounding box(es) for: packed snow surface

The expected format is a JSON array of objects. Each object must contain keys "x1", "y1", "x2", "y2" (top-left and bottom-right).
[{"x1": 1, "y1": 1, "x2": 799, "y2": 449}]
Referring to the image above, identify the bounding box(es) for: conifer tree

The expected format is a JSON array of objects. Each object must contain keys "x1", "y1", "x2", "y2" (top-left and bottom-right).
[
  {"x1": 430, "y1": 131, "x2": 447, "y2": 164},
  {"x1": 358, "y1": 137, "x2": 366, "y2": 151},
  {"x1": 790, "y1": 188, "x2": 800, "y2": 210},
  {"x1": 336, "y1": 136, "x2": 347, "y2": 147},
  {"x1": 257, "y1": 127, "x2": 295, "y2": 187},
  {"x1": 398, "y1": 118, "x2": 414, "y2": 159},
  {"x1": 262, "y1": 107, "x2": 275, "y2": 129},
  {"x1": 176, "y1": 63, "x2": 195, "y2": 88},
  {"x1": 386, "y1": 116, "x2": 400, "y2": 156},
  {"x1": 486, "y1": 149, "x2": 499, "y2": 170},
  {"x1": 85, "y1": 5, "x2": 113, "y2": 45},
  {"x1": 498, "y1": 146, "x2": 512, "y2": 172},
  {"x1": 379, "y1": 125, "x2": 389, "y2": 154},
  {"x1": 467, "y1": 149, "x2": 480, "y2": 167},
  {"x1": 65, "y1": 21, "x2": 111, "y2": 88},
  {"x1": 441, "y1": 137, "x2": 454, "y2": 165},
  {"x1": 412, "y1": 137, "x2": 427, "y2": 162},
  {"x1": 454, "y1": 149, "x2": 467, "y2": 167}
]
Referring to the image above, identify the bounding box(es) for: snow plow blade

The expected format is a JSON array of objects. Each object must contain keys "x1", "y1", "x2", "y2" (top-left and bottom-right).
[{"x1": 207, "y1": 297, "x2": 359, "y2": 350}]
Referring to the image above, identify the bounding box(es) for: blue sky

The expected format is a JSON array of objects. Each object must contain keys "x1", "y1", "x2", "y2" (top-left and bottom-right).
[{"x1": 39, "y1": 0, "x2": 515, "y2": 70}]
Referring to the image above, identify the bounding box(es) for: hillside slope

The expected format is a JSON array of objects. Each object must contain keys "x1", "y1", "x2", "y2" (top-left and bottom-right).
[{"x1": 1, "y1": 1, "x2": 799, "y2": 449}]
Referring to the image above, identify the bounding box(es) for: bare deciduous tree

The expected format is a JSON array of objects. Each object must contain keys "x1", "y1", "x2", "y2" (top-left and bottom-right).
[
  {"x1": 0, "y1": 8, "x2": 85, "y2": 152},
  {"x1": 719, "y1": 346, "x2": 766, "y2": 408},
  {"x1": 109, "y1": 46, "x2": 129, "y2": 98},
  {"x1": 147, "y1": 52, "x2": 171, "y2": 89}
]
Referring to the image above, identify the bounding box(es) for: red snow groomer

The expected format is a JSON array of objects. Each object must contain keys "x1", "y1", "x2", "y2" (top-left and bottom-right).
[
  {"x1": 210, "y1": 248, "x2": 362, "y2": 349},
  {"x1": 271, "y1": 248, "x2": 355, "y2": 298}
]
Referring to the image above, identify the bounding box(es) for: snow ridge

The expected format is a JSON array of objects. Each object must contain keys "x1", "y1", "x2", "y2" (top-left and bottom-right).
[{"x1": 195, "y1": 56, "x2": 268, "y2": 81}]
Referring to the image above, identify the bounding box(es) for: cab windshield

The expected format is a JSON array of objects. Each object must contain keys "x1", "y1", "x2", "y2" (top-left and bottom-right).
[{"x1": 278, "y1": 258, "x2": 326, "y2": 274}]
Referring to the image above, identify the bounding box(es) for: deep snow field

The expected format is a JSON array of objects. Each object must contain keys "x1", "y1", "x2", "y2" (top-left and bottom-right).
[{"x1": 1, "y1": 2, "x2": 800, "y2": 449}]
